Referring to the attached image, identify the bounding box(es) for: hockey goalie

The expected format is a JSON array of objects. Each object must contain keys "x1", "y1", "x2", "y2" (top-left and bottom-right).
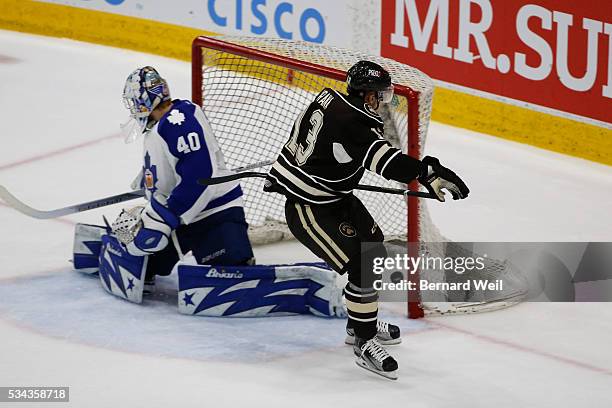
[{"x1": 72, "y1": 66, "x2": 345, "y2": 319}]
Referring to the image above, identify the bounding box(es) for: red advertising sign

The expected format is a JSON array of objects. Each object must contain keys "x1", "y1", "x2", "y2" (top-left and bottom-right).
[{"x1": 381, "y1": 0, "x2": 611, "y2": 124}]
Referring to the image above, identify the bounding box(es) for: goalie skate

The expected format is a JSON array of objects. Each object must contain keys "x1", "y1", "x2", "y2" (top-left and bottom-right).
[
  {"x1": 345, "y1": 320, "x2": 401, "y2": 345},
  {"x1": 144, "y1": 276, "x2": 155, "y2": 295},
  {"x1": 354, "y1": 337, "x2": 398, "y2": 380}
]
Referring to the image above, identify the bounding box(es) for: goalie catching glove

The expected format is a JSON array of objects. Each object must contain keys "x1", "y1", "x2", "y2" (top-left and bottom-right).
[
  {"x1": 112, "y1": 196, "x2": 180, "y2": 256},
  {"x1": 418, "y1": 156, "x2": 470, "y2": 202}
]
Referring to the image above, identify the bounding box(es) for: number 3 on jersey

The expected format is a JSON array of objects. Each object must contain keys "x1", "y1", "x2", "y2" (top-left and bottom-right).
[
  {"x1": 177, "y1": 132, "x2": 201, "y2": 154},
  {"x1": 285, "y1": 109, "x2": 324, "y2": 166}
]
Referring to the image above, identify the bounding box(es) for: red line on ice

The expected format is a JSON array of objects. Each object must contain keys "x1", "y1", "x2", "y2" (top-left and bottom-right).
[
  {"x1": 0, "y1": 133, "x2": 120, "y2": 172},
  {"x1": 0, "y1": 201, "x2": 76, "y2": 226},
  {"x1": 429, "y1": 319, "x2": 612, "y2": 376},
  {"x1": 0, "y1": 54, "x2": 20, "y2": 64}
]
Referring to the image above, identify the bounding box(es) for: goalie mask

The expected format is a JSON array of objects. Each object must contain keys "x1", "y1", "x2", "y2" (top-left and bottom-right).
[
  {"x1": 346, "y1": 60, "x2": 394, "y2": 105},
  {"x1": 121, "y1": 66, "x2": 171, "y2": 143}
]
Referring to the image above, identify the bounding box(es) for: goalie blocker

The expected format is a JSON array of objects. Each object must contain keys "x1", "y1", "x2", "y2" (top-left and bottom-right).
[{"x1": 72, "y1": 224, "x2": 345, "y2": 318}]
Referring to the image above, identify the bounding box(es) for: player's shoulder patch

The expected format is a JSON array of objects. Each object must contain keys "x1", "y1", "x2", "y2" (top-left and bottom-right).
[
  {"x1": 167, "y1": 109, "x2": 185, "y2": 125},
  {"x1": 158, "y1": 100, "x2": 198, "y2": 135},
  {"x1": 161, "y1": 100, "x2": 196, "y2": 125}
]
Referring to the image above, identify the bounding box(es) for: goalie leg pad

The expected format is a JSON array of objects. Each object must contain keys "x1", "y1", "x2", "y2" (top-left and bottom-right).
[
  {"x1": 98, "y1": 234, "x2": 148, "y2": 304},
  {"x1": 73, "y1": 223, "x2": 107, "y2": 274},
  {"x1": 177, "y1": 262, "x2": 344, "y2": 317}
]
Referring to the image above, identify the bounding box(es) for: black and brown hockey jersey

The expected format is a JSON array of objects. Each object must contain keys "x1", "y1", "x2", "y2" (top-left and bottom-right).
[{"x1": 264, "y1": 88, "x2": 423, "y2": 204}]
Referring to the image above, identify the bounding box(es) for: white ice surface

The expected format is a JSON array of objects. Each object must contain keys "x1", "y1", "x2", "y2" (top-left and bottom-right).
[{"x1": 0, "y1": 30, "x2": 611, "y2": 407}]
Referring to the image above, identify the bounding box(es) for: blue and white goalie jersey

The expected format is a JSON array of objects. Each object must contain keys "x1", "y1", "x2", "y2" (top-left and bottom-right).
[{"x1": 140, "y1": 99, "x2": 243, "y2": 224}]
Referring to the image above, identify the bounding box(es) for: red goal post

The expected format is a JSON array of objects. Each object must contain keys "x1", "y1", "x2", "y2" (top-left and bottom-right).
[
  {"x1": 190, "y1": 36, "x2": 523, "y2": 319},
  {"x1": 192, "y1": 35, "x2": 428, "y2": 318}
]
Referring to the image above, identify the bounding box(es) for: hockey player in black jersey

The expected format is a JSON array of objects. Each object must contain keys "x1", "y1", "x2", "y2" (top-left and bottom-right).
[{"x1": 264, "y1": 60, "x2": 469, "y2": 379}]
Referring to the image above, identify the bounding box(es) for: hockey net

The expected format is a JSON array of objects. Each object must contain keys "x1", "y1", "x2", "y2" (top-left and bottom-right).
[{"x1": 192, "y1": 36, "x2": 527, "y2": 318}]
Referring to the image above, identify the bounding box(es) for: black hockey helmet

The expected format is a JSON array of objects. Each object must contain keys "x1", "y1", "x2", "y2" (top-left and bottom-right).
[{"x1": 346, "y1": 60, "x2": 394, "y2": 103}]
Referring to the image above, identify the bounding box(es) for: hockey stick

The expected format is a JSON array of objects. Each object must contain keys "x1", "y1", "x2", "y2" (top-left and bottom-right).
[
  {"x1": 198, "y1": 171, "x2": 436, "y2": 199},
  {"x1": 232, "y1": 159, "x2": 275, "y2": 172},
  {"x1": 0, "y1": 186, "x2": 146, "y2": 219},
  {"x1": 0, "y1": 160, "x2": 276, "y2": 220}
]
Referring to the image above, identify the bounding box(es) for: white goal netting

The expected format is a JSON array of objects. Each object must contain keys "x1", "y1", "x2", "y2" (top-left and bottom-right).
[{"x1": 193, "y1": 36, "x2": 527, "y2": 317}]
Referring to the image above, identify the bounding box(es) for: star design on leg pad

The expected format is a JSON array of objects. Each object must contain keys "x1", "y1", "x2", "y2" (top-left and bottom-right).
[{"x1": 183, "y1": 292, "x2": 195, "y2": 306}]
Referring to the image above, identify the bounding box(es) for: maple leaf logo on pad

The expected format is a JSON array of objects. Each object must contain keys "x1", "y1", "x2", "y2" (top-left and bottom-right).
[{"x1": 167, "y1": 109, "x2": 185, "y2": 125}]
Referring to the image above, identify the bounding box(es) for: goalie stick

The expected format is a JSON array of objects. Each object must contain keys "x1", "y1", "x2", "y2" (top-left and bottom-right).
[
  {"x1": 0, "y1": 159, "x2": 276, "y2": 220},
  {"x1": 198, "y1": 172, "x2": 436, "y2": 199},
  {"x1": 0, "y1": 187, "x2": 145, "y2": 220}
]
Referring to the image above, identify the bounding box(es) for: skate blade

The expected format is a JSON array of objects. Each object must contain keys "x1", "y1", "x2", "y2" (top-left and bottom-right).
[
  {"x1": 379, "y1": 337, "x2": 402, "y2": 345},
  {"x1": 345, "y1": 335, "x2": 402, "y2": 346},
  {"x1": 355, "y1": 358, "x2": 398, "y2": 380}
]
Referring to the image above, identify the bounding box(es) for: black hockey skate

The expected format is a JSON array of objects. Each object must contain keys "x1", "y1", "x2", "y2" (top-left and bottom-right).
[
  {"x1": 353, "y1": 337, "x2": 398, "y2": 380},
  {"x1": 345, "y1": 320, "x2": 401, "y2": 345},
  {"x1": 143, "y1": 276, "x2": 155, "y2": 295}
]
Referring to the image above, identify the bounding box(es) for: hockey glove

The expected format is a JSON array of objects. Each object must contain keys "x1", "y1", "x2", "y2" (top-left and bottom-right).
[
  {"x1": 418, "y1": 156, "x2": 469, "y2": 202},
  {"x1": 113, "y1": 196, "x2": 180, "y2": 256}
]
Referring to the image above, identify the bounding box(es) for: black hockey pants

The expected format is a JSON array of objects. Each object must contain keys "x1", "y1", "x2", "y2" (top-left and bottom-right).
[{"x1": 285, "y1": 195, "x2": 386, "y2": 340}]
